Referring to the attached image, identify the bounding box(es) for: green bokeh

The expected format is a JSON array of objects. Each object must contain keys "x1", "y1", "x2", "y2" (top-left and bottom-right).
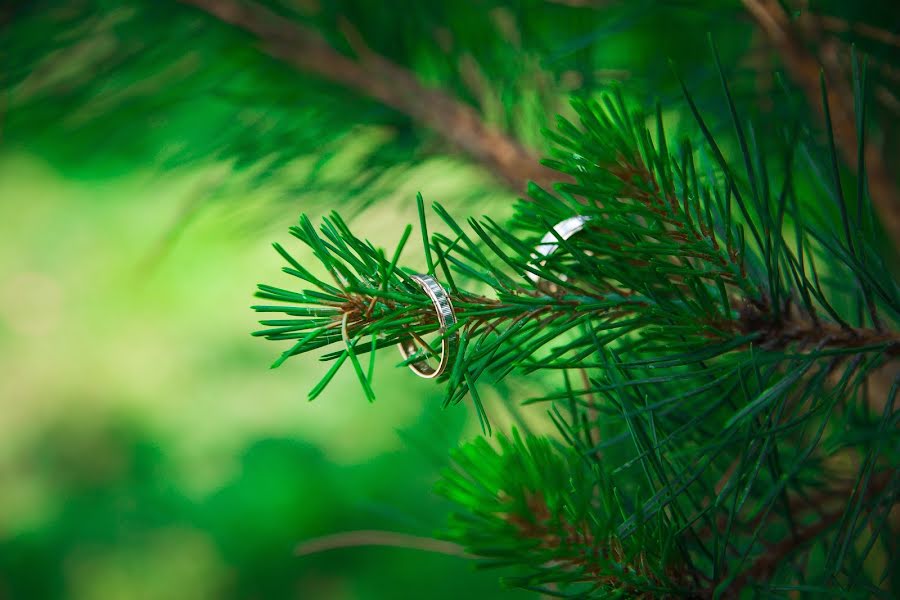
[{"x1": 0, "y1": 154, "x2": 528, "y2": 599}]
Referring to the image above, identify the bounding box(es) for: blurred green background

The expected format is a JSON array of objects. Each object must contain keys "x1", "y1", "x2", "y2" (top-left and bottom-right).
[
  {"x1": 0, "y1": 149, "x2": 537, "y2": 598},
  {"x1": 2, "y1": 1, "x2": 555, "y2": 596}
]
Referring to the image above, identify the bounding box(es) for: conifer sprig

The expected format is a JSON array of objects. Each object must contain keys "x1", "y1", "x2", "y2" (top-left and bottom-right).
[{"x1": 254, "y1": 88, "x2": 897, "y2": 410}]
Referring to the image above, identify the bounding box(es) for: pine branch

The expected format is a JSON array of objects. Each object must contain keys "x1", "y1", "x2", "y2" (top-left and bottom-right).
[
  {"x1": 253, "y1": 202, "x2": 898, "y2": 412},
  {"x1": 253, "y1": 88, "x2": 900, "y2": 405},
  {"x1": 178, "y1": 0, "x2": 557, "y2": 192},
  {"x1": 741, "y1": 0, "x2": 900, "y2": 251}
]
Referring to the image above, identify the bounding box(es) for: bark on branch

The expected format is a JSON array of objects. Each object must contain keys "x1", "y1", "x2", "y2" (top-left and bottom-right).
[
  {"x1": 179, "y1": 0, "x2": 557, "y2": 193},
  {"x1": 742, "y1": 0, "x2": 900, "y2": 251}
]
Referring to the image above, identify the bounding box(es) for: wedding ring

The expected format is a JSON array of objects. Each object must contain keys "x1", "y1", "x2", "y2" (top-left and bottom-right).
[
  {"x1": 527, "y1": 215, "x2": 592, "y2": 289},
  {"x1": 397, "y1": 274, "x2": 458, "y2": 378}
]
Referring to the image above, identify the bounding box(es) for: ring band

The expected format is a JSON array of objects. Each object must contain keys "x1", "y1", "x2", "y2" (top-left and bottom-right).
[
  {"x1": 397, "y1": 274, "x2": 458, "y2": 378},
  {"x1": 527, "y1": 215, "x2": 592, "y2": 288}
]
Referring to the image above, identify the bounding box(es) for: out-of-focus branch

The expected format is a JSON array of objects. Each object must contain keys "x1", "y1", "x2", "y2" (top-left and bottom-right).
[
  {"x1": 178, "y1": 0, "x2": 558, "y2": 193},
  {"x1": 741, "y1": 0, "x2": 900, "y2": 251},
  {"x1": 294, "y1": 529, "x2": 474, "y2": 558},
  {"x1": 817, "y1": 15, "x2": 900, "y2": 49},
  {"x1": 544, "y1": 0, "x2": 611, "y2": 6}
]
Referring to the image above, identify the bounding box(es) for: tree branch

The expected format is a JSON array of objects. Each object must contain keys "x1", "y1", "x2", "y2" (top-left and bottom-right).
[
  {"x1": 178, "y1": 0, "x2": 558, "y2": 193},
  {"x1": 741, "y1": 0, "x2": 900, "y2": 251},
  {"x1": 816, "y1": 14, "x2": 900, "y2": 49}
]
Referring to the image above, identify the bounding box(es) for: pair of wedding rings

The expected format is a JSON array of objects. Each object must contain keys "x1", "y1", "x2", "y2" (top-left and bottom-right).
[{"x1": 398, "y1": 216, "x2": 591, "y2": 378}]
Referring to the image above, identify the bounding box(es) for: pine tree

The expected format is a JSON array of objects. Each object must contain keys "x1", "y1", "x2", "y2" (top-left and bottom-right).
[{"x1": 5, "y1": 1, "x2": 898, "y2": 597}]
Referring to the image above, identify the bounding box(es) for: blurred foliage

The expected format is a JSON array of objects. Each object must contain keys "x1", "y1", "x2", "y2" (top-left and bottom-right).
[
  {"x1": 0, "y1": 416, "x2": 530, "y2": 599},
  {"x1": 0, "y1": 156, "x2": 533, "y2": 598},
  {"x1": 1, "y1": 1, "x2": 759, "y2": 205}
]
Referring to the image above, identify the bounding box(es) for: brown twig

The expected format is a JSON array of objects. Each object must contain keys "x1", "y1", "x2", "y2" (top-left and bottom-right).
[
  {"x1": 179, "y1": 0, "x2": 557, "y2": 193},
  {"x1": 294, "y1": 529, "x2": 474, "y2": 558},
  {"x1": 816, "y1": 15, "x2": 900, "y2": 49},
  {"x1": 741, "y1": 0, "x2": 900, "y2": 251},
  {"x1": 544, "y1": 0, "x2": 612, "y2": 6},
  {"x1": 735, "y1": 300, "x2": 900, "y2": 356},
  {"x1": 731, "y1": 511, "x2": 840, "y2": 592}
]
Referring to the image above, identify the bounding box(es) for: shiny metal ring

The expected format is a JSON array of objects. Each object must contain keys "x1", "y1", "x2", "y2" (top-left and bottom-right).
[
  {"x1": 527, "y1": 215, "x2": 593, "y2": 288},
  {"x1": 397, "y1": 274, "x2": 458, "y2": 379}
]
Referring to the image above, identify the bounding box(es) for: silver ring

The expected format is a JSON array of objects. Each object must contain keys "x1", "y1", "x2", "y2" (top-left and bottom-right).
[
  {"x1": 397, "y1": 274, "x2": 458, "y2": 378},
  {"x1": 527, "y1": 215, "x2": 592, "y2": 288}
]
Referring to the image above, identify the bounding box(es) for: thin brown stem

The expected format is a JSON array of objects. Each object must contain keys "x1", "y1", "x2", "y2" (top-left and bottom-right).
[
  {"x1": 736, "y1": 301, "x2": 900, "y2": 356},
  {"x1": 816, "y1": 15, "x2": 900, "y2": 49},
  {"x1": 732, "y1": 511, "x2": 839, "y2": 591},
  {"x1": 178, "y1": 0, "x2": 557, "y2": 193},
  {"x1": 295, "y1": 529, "x2": 475, "y2": 558}
]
